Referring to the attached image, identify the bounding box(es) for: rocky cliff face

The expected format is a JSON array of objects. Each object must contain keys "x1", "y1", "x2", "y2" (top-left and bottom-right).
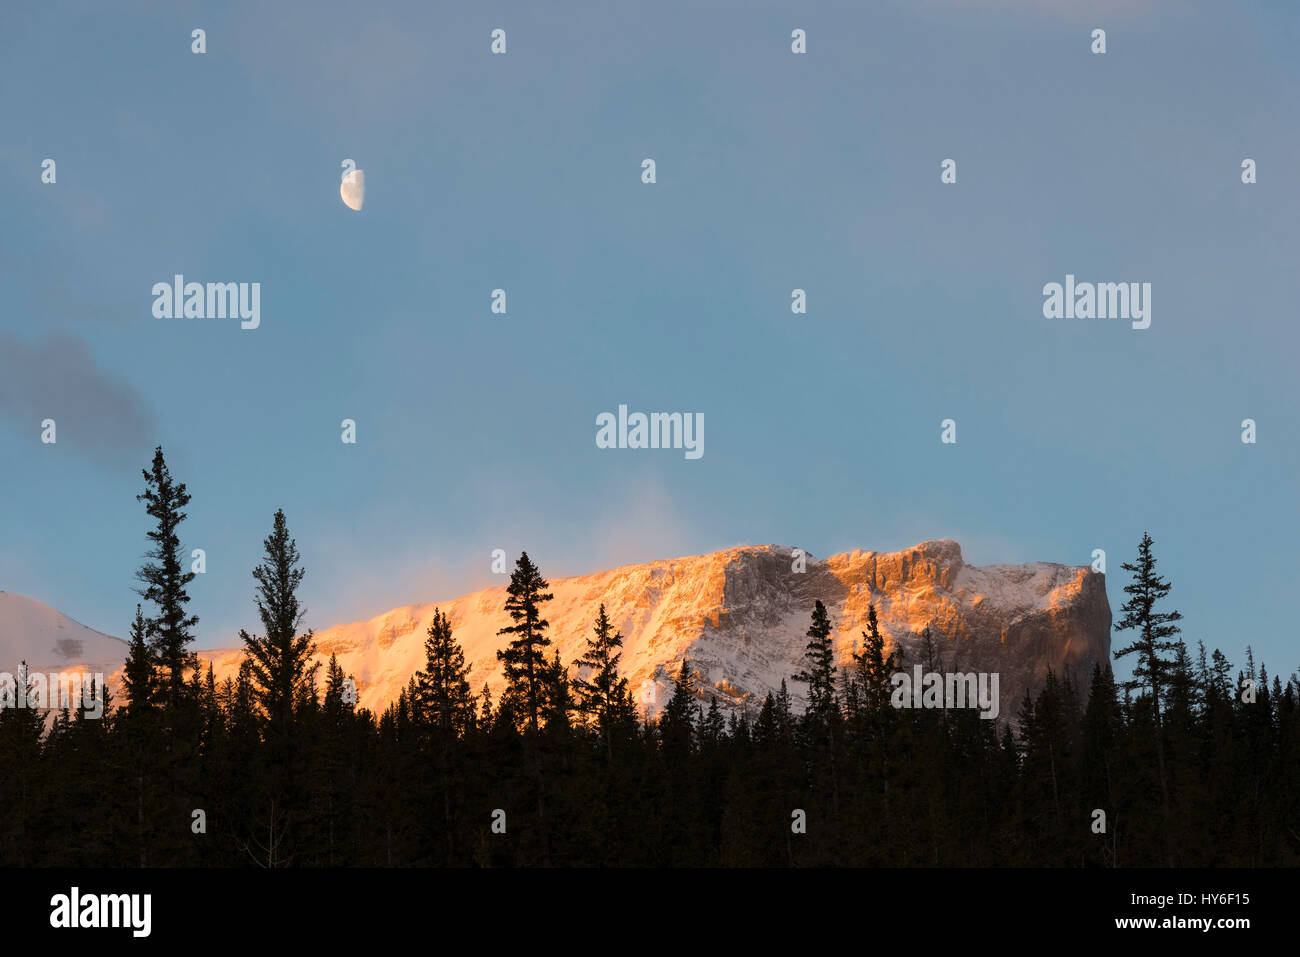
[
  {"x1": 199, "y1": 540, "x2": 1111, "y2": 722},
  {"x1": 0, "y1": 542, "x2": 1111, "y2": 721}
]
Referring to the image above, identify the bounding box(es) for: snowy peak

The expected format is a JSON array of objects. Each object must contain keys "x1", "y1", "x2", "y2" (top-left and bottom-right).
[
  {"x1": 0, "y1": 540, "x2": 1111, "y2": 723},
  {"x1": 0, "y1": 590, "x2": 130, "y2": 675},
  {"x1": 202, "y1": 540, "x2": 1109, "y2": 721}
]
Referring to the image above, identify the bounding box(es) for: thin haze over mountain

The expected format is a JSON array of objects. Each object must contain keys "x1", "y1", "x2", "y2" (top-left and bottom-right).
[{"x1": 1, "y1": 541, "x2": 1110, "y2": 721}]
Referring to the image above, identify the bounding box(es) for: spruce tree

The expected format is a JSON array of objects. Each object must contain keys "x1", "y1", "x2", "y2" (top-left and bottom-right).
[
  {"x1": 0, "y1": 662, "x2": 46, "y2": 865},
  {"x1": 701, "y1": 696, "x2": 726, "y2": 748},
  {"x1": 660, "y1": 659, "x2": 698, "y2": 751},
  {"x1": 415, "y1": 608, "x2": 473, "y2": 735},
  {"x1": 543, "y1": 651, "x2": 574, "y2": 735},
  {"x1": 752, "y1": 692, "x2": 779, "y2": 747},
  {"x1": 849, "y1": 601, "x2": 899, "y2": 806},
  {"x1": 1112, "y1": 531, "x2": 1182, "y2": 866},
  {"x1": 793, "y1": 599, "x2": 837, "y2": 716},
  {"x1": 135, "y1": 446, "x2": 199, "y2": 706},
  {"x1": 853, "y1": 603, "x2": 897, "y2": 715},
  {"x1": 775, "y1": 678, "x2": 795, "y2": 740},
  {"x1": 323, "y1": 653, "x2": 349, "y2": 725},
  {"x1": 121, "y1": 604, "x2": 155, "y2": 715},
  {"x1": 1165, "y1": 640, "x2": 1198, "y2": 735},
  {"x1": 1080, "y1": 664, "x2": 1121, "y2": 807},
  {"x1": 239, "y1": 509, "x2": 318, "y2": 735},
  {"x1": 572, "y1": 604, "x2": 631, "y2": 756},
  {"x1": 1113, "y1": 532, "x2": 1182, "y2": 723},
  {"x1": 496, "y1": 551, "x2": 554, "y2": 734},
  {"x1": 234, "y1": 660, "x2": 257, "y2": 718},
  {"x1": 236, "y1": 511, "x2": 320, "y2": 871},
  {"x1": 413, "y1": 612, "x2": 474, "y2": 865}
]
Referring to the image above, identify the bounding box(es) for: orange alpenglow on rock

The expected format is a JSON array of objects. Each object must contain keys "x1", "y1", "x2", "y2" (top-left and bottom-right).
[{"x1": 0, "y1": 542, "x2": 1110, "y2": 725}]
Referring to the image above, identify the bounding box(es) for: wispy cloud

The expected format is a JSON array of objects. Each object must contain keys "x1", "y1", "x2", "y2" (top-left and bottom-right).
[{"x1": 0, "y1": 332, "x2": 156, "y2": 472}]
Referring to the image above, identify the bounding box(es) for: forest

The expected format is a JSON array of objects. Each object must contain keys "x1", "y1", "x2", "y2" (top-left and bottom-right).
[{"x1": 1, "y1": 447, "x2": 1296, "y2": 868}]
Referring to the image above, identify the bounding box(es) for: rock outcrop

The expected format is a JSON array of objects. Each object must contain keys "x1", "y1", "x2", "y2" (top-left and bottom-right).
[
  {"x1": 200, "y1": 540, "x2": 1111, "y2": 721},
  {"x1": 0, "y1": 541, "x2": 1111, "y2": 723}
]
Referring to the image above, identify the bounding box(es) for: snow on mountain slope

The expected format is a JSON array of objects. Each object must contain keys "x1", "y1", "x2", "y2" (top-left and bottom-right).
[
  {"x1": 0, "y1": 590, "x2": 131, "y2": 677},
  {"x1": 0, "y1": 541, "x2": 1111, "y2": 722},
  {"x1": 203, "y1": 540, "x2": 1112, "y2": 721}
]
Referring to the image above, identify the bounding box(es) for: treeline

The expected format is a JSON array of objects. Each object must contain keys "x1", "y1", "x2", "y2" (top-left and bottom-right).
[{"x1": 0, "y1": 448, "x2": 1297, "y2": 867}]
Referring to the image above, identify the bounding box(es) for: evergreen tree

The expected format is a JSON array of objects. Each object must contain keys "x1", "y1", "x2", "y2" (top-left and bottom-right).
[
  {"x1": 135, "y1": 446, "x2": 199, "y2": 706},
  {"x1": 323, "y1": 653, "x2": 350, "y2": 725},
  {"x1": 1113, "y1": 533, "x2": 1183, "y2": 724},
  {"x1": 1112, "y1": 531, "x2": 1181, "y2": 865},
  {"x1": 775, "y1": 679, "x2": 795, "y2": 740},
  {"x1": 852, "y1": 603, "x2": 897, "y2": 715},
  {"x1": 414, "y1": 608, "x2": 473, "y2": 735},
  {"x1": 18, "y1": 487, "x2": 1300, "y2": 869},
  {"x1": 701, "y1": 696, "x2": 726, "y2": 748},
  {"x1": 1209, "y1": 649, "x2": 1234, "y2": 707},
  {"x1": 1165, "y1": 640, "x2": 1199, "y2": 735},
  {"x1": 572, "y1": 604, "x2": 632, "y2": 757},
  {"x1": 793, "y1": 599, "x2": 837, "y2": 717},
  {"x1": 0, "y1": 662, "x2": 47, "y2": 866},
  {"x1": 121, "y1": 604, "x2": 155, "y2": 715},
  {"x1": 495, "y1": 552, "x2": 554, "y2": 734},
  {"x1": 752, "y1": 692, "x2": 779, "y2": 748},
  {"x1": 660, "y1": 659, "x2": 698, "y2": 751},
  {"x1": 793, "y1": 599, "x2": 844, "y2": 822},
  {"x1": 543, "y1": 651, "x2": 574, "y2": 736},
  {"x1": 1080, "y1": 664, "x2": 1121, "y2": 816},
  {"x1": 239, "y1": 509, "x2": 318, "y2": 735}
]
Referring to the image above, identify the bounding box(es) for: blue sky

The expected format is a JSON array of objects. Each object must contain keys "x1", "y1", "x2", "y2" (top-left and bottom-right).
[{"x1": 2, "y1": 0, "x2": 1296, "y2": 682}]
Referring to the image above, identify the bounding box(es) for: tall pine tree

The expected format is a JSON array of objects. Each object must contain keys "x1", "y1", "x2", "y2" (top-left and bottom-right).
[
  {"x1": 415, "y1": 608, "x2": 473, "y2": 735},
  {"x1": 496, "y1": 552, "x2": 554, "y2": 734},
  {"x1": 793, "y1": 599, "x2": 837, "y2": 717},
  {"x1": 1113, "y1": 532, "x2": 1183, "y2": 722},
  {"x1": 1113, "y1": 531, "x2": 1182, "y2": 866},
  {"x1": 572, "y1": 604, "x2": 632, "y2": 757},
  {"x1": 239, "y1": 509, "x2": 318, "y2": 735},
  {"x1": 135, "y1": 446, "x2": 199, "y2": 707},
  {"x1": 121, "y1": 603, "x2": 155, "y2": 716}
]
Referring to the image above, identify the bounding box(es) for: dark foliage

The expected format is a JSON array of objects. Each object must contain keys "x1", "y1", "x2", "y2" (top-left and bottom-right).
[{"x1": 3, "y1": 470, "x2": 1297, "y2": 867}]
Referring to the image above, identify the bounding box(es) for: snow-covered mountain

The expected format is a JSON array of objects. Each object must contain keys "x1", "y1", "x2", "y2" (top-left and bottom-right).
[
  {"x1": 204, "y1": 539, "x2": 1112, "y2": 720},
  {"x1": 0, "y1": 590, "x2": 131, "y2": 677},
  {"x1": 1, "y1": 541, "x2": 1112, "y2": 721}
]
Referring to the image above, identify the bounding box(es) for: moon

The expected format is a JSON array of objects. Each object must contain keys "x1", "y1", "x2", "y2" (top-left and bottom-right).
[{"x1": 340, "y1": 169, "x2": 365, "y2": 211}]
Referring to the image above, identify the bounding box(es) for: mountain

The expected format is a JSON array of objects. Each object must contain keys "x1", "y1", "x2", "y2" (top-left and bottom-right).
[
  {"x1": 203, "y1": 539, "x2": 1112, "y2": 721},
  {"x1": 0, "y1": 590, "x2": 131, "y2": 678},
  {"x1": 0, "y1": 541, "x2": 1111, "y2": 722}
]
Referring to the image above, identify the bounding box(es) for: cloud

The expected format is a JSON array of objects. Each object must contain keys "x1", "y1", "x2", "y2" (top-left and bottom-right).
[
  {"x1": 583, "y1": 475, "x2": 698, "y2": 571},
  {"x1": 0, "y1": 332, "x2": 156, "y2": 472}
]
